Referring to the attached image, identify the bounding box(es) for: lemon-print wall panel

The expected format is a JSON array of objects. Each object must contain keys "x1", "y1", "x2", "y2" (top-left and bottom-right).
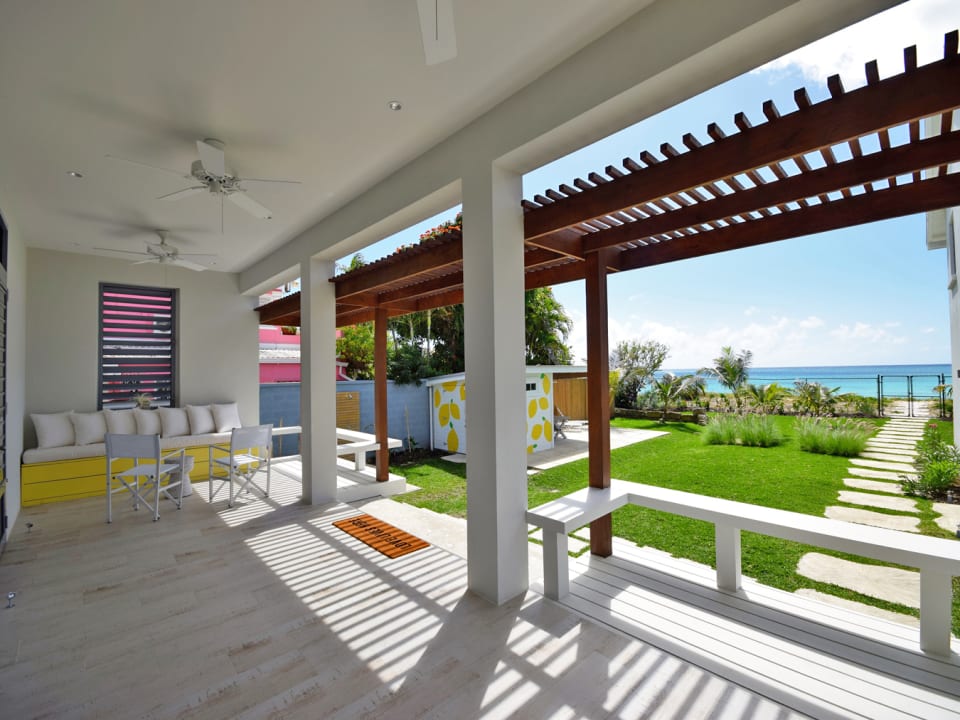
[
  {"x1": 526, "y1": 372, "x2": 554, "y2": 454},
  {"x1": 432, "y1": 379, "x2": 466, "y2": 454}
]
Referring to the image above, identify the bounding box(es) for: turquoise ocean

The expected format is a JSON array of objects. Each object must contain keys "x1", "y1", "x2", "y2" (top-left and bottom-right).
[{"x1": 665, "y1": 363, "x2": 951, "y2": 398}]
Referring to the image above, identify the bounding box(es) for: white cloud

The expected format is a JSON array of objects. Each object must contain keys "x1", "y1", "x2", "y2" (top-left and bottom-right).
[
  {"x1": 743, "y1": 305, "x2": 759, "y2": 317},
  {"x1": 757, "y1": 0, "x2": 960, "y2": 88},
  {"x1": 799, "y1": 316, "x2": 824, "y2": 330}
]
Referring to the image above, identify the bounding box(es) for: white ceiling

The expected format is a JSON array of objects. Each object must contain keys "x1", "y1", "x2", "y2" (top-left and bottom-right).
[{"x1": 0, "y1": 0, "x2": 650, "y2": 272}]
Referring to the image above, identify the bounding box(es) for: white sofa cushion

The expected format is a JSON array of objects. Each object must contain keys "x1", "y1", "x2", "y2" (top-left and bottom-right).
[
  {"x1": 104, "y1": 409, "x2": 137, "y2": 435},
  {"x1": 31, "y1": 411, "x2": 75, "y2": 448},
  {"x1": 158, "y1": 407, "x2": 190, "y2": 438},
  {"x1": 211, "y1": 402, "x2": 241, "y2": 433},
  {"x1": 70, "y1": 411, "x2": 107, "y2": 446},
  {"x1": 134, "y1": 408, "x2": 161, "y2": 435},
  {"x1": 186, "y1": 404, "x2": 215, "y2": 435},
  {"x1": 21, "y1": 431, "x2": 237, "y2": 464}
]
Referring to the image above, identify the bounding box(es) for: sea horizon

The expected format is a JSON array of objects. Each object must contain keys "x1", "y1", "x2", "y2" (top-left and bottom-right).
[{"x1": 662, "y1": 362, "x2": 951, "y2": 397}]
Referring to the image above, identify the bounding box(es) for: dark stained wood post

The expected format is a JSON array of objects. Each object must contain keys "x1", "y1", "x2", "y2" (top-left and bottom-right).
[
  {"x1": 585, "y1": 249, "x2": 612, "y2": 557},
  {"x1": 374, "y1": 307, "x2": 389, "y2": 482}
]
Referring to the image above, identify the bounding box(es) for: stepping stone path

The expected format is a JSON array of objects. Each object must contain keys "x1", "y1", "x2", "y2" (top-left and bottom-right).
[{"x1": 796, "y1": 416, "x2": 949, "y2": 621}]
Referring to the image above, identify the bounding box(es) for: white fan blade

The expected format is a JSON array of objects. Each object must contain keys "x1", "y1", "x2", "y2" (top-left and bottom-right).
[
  {"x1": 158, "y1": 186, "x2": 206, "y2": 201},
  {"x1": 132, "y1": 258, "x2": 158, "y2": 265},
  {"x1": 417, "y1": 0, "x2": 456, "y2": 65},
  {"x1": 105, "y1": 154, "x2": 188, "y2": 178},
  {"x1": 228, "y1": 191, "x2": 272, "y2": 219},
  {"x1": 170, "y1": 258, "x2": 207, "y2": 272},
  {"x1": 93, "y1": 246, "x2": 151, "y2": 256},
  {"x1": 197, "y1": 139, "x2": 226, "y2": 176},
  {"x1": 240, "y1": 177, "x2": 301, "y2": 185}
]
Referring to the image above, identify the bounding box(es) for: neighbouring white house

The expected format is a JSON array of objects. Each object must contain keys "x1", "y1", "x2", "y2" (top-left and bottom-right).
[{"x1": 426, "y1": 365, "x2": 586, "y2": 455}]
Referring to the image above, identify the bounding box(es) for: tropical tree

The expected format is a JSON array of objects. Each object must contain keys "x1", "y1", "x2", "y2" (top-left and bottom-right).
[
  {"x1": 744, "y1": 382, "x2": 787, "y2": 415},
  {"x1": 610, "y1": 340, "x2": 670, "y2": 409},
  {"x1": 336, "y1": 323, "x2": 375, "y2": 379},
  {"x1": 700, "y1": 346, "x2": 753, "y2": 412},
  {"x1": 524, "y1": 287, "x2": 573, "y2": 365},
  {"x1": 793, "y1": 380, "x2": 841, "y2": 416},
  {"x1": 651, "y1": 372, "x2": 702, "y2": 422}
]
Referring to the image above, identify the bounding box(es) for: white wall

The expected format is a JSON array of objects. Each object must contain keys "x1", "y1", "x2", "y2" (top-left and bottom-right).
[
  {"x1": 945, "y1": 209, "x2": 960, "y2": 446},
  {"x1": 4, "y1": 214, "x2": 27, "y2": 536},
  {"x1": 24, "y1": 249, "x2": 259, "y2": 448}
]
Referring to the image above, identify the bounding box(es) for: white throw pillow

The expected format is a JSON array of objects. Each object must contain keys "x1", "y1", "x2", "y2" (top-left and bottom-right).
[
  {"x1": 134, "y1": 408, "x2": 161, "y2": 435},
  {"x1": 158, "y1": 407, "x2": 190, "y2": 438},
  {"x1": 70, "y1": 411, "x2": 107, "y2": 446},
  {"x1": 104, "y1": 409, "x2": 137, "y2": 435},
  {"x1": 211, "y1": 402, "x2": 242, "y2": 432},
  {"x1": 186, "y1": 404, "x2": 215, "y2": 435},
  {"x1": 31, "y1": 411, "x2": 75, "y2": 448}
]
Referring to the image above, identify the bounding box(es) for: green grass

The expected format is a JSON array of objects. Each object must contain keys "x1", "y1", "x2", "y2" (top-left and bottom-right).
[{"x1": 392, "y1": 415, "x2": 959, "y2": 634}]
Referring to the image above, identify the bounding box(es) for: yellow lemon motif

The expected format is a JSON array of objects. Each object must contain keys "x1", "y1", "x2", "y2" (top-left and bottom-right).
[
  {"x1": 527, "y1": 444, "x2": 535, "y2": 454},
  {"x1": 528, "y1": 399, "x2": 537, "y2": 418},
  {"x1": 442, "y1": 381, "x2": 458, "y2": 392},
  {"x1": 459, "y1": 383, "x2": 466, "y2": 401},
  {"x1": 433, "y1": 388, "x2": 441, "y2": 408},
  {"x1": 543, "y1": 417, "x2": 553, "y2": 442},
  {"x1": 542, "y1": 374, "x2": 551, "y2": 394},
  {"x1": 439, "y1": 404, "x2": 450, "y2": 426},
  {"x1": 450, "y1": 401, "x2": 461, "y2": 420},
  {"x1": 447, "y1": 427, "x2": 459, "y2": 453},
  {"x1": 531, "y1": 423, "x2": 542, "y2": 440},
  {"x1": 538, "y1": 396, "x2": 548, "y2": 410}
]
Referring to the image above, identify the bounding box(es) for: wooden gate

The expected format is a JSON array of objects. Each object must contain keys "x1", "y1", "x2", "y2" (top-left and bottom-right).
[
  {"x1": 553, "y1": 378, "x2": 587, "y2": 420},
  {"x1": 336, "y1": 391, "x2": 361, "y2": 430}
]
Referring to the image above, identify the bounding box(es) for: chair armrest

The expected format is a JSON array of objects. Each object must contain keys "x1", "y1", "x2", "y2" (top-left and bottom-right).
[{"x1": 161, "y1": 448, "x2": 186, "y2": 464}]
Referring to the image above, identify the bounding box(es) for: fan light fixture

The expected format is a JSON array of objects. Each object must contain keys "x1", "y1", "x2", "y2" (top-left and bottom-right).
[
  {"x1": 66, "y1": 170, "x2": 84, "y2": 178},
  {"x1": 388, "y1": 100, "x2": 403, "y2": 111}
]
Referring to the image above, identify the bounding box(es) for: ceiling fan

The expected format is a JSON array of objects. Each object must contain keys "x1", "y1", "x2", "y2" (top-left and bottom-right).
[
  {"x1": 417, "y1": 0, "x2": 457, "y2": 65},
  {"x1": 106, "y1": 138, "x2": 299, "y2": 222},
  {"x1": 94, "y1": 231, "x2": 212, "y2": 272}
]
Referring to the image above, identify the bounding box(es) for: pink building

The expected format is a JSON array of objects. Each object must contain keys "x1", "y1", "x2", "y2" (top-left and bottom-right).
[{"x1": 259, "y1": 326, "x2": 350, "y2": 383}]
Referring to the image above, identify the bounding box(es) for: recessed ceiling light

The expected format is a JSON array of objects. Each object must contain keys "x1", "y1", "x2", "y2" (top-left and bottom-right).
[
  {"x1": 388, "y1": 100, "x2": 403, "y2": 111},
  {"x1": 66, "y1": 170, "x2": 84, "y2": 178}
]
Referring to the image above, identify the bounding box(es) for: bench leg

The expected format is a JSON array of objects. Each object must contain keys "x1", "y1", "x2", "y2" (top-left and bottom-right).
[
  {"x1": 542, "y1": 530, "x2": 569, "y2": 600},
  {"x1": 355, "y1": 452, "x2": 366, "y2": 471},
  {"x1": 919, "y1": 570, "x2": 952, "y2": 656},
  {"x1": 715, "y1": 523, "x2": 742, "y2": 592}
]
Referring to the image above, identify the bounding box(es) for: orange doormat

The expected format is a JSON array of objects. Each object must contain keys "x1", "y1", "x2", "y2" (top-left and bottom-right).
[{"x1": 333, "y1": 514, "x2": 430, "y2": 559}]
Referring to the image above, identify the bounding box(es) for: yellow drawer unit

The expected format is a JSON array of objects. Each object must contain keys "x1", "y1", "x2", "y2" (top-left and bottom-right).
[{"x1": 21, "y1": 445, "x2": 214, "y2": 506}]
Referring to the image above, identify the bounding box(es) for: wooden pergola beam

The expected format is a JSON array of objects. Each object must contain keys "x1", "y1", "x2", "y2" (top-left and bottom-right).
[
  {"x1": 582, "y1": 129, "x2": 960, "y2": 253},
  {"x1": 615, "y1": 172, "x2": 960, "y2": 271},
  {"x1": 524, "y1": 55, "x2": 960, "y2": 239},
  {"x1": 334, "y1": 236, "x2": 462, "y2": 300}
]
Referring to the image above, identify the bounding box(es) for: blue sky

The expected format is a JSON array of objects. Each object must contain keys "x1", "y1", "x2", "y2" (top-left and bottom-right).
[{"x1": 345, "y1": 0, "x2": 959, "y2": 369}]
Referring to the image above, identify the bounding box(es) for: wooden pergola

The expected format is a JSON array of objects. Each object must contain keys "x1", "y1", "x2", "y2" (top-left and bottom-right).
[{"x1": 258, "y1": 32, "x2": 960, "y2": 553}]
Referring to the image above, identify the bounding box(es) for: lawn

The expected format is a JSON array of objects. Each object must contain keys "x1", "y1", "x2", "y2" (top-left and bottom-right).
[{"x1": 392, "y1": 415, "x2": 960, "y2": 634}]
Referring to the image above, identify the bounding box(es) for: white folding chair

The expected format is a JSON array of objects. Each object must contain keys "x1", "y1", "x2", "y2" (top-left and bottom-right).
[
  {"x1": 208, "y1": 425, "x2": 273, "y2": 507},
  {"x1": 105, "y1": 433, "x2": 185, "y2": 523}
]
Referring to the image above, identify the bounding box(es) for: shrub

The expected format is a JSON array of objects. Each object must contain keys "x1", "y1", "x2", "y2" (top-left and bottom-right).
[
  {"x1": 795, "y1": 417, "x2": 871, "y2": 457},
  {"x1": 901, "y1": 421, "x2": 960, "y2": 499},
  {"x1": 702, "y1": 414, "x2": 783, "y2": 447}
]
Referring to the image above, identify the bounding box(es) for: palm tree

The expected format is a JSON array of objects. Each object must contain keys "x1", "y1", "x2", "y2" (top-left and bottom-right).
[
  {"x1": 652, "y1": 372, "x2": 702, "y2": 422},
  {"x1": 700, "y1": 346, "x2": 753, "y2": 412},
  {"x1": 793, "y1": 380, "x2": 840, "y2": 416},
  {"x1": 744, "y1": 382, "x2": 786, "y2": 415}
]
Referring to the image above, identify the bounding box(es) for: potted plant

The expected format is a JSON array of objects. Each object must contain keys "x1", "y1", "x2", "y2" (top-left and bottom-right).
[{"x1": 134, "y1": 393, "x2": 153, "y2": 409}]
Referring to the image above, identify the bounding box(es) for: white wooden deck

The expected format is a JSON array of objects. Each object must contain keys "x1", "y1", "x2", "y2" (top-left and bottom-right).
[
  {"x1": 0, "y1": 474, "x2": 809, "y2": 719},
  {"x1": 542, "y1": 538, "x2": 960, "y2": 720}
]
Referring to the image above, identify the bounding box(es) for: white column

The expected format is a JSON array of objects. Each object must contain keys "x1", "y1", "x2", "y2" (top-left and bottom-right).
[
  {"x1": 299, "y1": 257, "x2": 338, "y2": 505},
  {"x1": 463, "y1": 161, "x2": 528, "y2": 604}
]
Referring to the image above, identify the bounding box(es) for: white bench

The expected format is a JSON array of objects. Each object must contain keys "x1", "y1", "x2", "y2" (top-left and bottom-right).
[
  {"x1": 527, "y1": 478, "x2": 960, "y2": 656},
  {"x1": 336, "y1": 428, "x2": 402, "y2": 471}
]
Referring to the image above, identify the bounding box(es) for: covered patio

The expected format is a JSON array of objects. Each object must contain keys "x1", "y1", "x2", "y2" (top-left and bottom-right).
[{"x1": 3, "y1": 1, "x2": 960, "y2": 718}]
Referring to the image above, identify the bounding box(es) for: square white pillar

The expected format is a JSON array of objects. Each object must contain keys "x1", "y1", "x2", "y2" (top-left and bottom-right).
[
  {"x1": 299, "y1": 257, "x2": 338, "y2": 505},
  {"x1": 462, "y1": 162, "x2": 529, "y2": 604}
]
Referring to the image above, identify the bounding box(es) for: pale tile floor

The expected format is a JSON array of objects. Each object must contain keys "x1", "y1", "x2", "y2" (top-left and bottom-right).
[{"x1": 0, "y1": 474, "x2": 803, "y2": 719}]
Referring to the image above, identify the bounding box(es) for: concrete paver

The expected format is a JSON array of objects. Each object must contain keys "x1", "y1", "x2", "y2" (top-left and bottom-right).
[
  {"x1": 843, "y1": 478, "x2": 903, "y2": 494},
  {"x1": 824, "y1": 506, "x2": 919, "y2": 532},
  {"x1": 797, "y1": 553, "x2": 920, "y2": 608},
  {"x1": 836, "y1": 490, "x2": 916, "y2": 512}
]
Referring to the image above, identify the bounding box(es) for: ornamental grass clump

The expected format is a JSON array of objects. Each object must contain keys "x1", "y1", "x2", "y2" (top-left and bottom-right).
[
  {"x1": 702, "y1": 413, "x2": 783, "y2": 447},
  {"x1": 900, "y1": 421, "x2": 960, "y2": 499},
  {"x1": 795, "y1": 417, "x2": 871, "y2": 457}
]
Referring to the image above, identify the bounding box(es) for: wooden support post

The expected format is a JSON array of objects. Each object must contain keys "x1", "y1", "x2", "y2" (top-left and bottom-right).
[
  {"x1": 715, "y1": 522, "x2": 742, "y2": 592},
  {"x1": 374, "y1": 307, "x2": 389, "y2": 482},
  {"x1": 585, "y1": 250, "x2": 612, "y2": 557},
  {"x1": 919, "y1": 570, "x2": 952, "y2": 656}
]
